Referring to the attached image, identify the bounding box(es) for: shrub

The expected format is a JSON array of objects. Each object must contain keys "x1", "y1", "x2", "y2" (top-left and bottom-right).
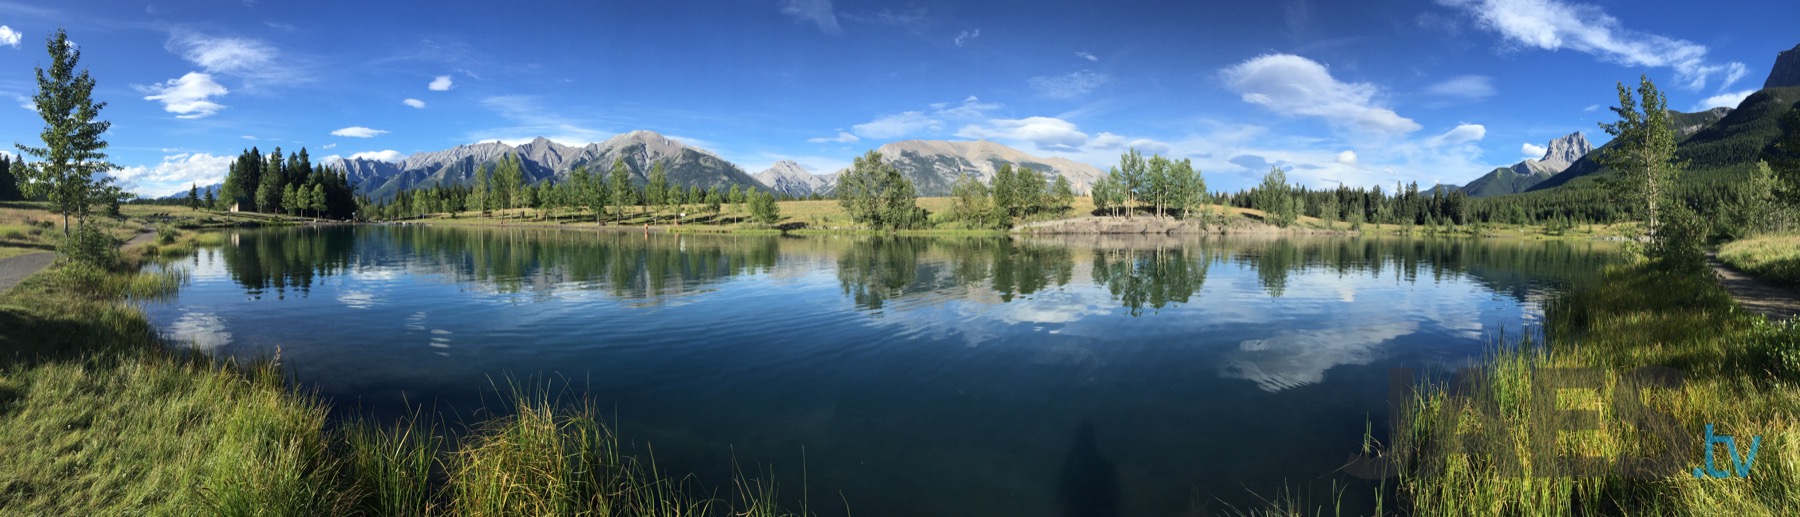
[{"x1": 58, "y1": 223, "x2": 120, "y2": 269}]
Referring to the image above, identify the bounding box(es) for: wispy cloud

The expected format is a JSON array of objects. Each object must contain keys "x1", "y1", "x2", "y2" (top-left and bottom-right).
[
  {"x1": 780, "y1": 0, "x2": 841, "y2": 35},
  {"x1": 954, "y1": 29, "x2": 980, "y2": 47},
  {"x1": 1336, "y1": 150, "x2": 1357, "y2": 165},
  {"x1": 428, "y1": 75, "x2": 453, "y2": 91},
  {"x1": 166, "y1": 31, "x2": 297, "y2": 88},
  {"x1": 851, "y1": 96, "x2": 1000, "y2": 139},
  {"x1": 1424, "y1": 123, "x2": 1486, "y2": 147},
  {"x1": 467, "y1": 95, "x2": 609, "y2": 145},
  {"x1": 1075, "y1": 51, "x2": 1098, "y2": 62},
  {"x1": 403, "y1": 98, "x2": 426, "y2": 109},
  {"x1": 1521, "y1": 142, "x2": 1546, "y2": 157},
  {"x1": 0, "y1": 26, "x2": 19, "y2": 48},
  {"x1": 1424, "y1": 75, "x2": 1496, "y2": 100},
  {"x1": 1439, "y1": 0, "x2": 1746, "y2": 90},
  {"x1": 1692, "y1": 89, "x2": 1755, "y2": 111},
  {"x1": 1220, "y1": 54, "x2": 1420, "y2": 134},
  {"x1": 136, "y1": 72, "x2": 229, "y2": 119},
  {"x1": 331, "y1": 126, "x2": 388, "y2": 138},
  {"x1": 1029, "y1": 70, "x2": 1110, "y2": 99},
  {"x1": 807, "y1": 131, "x2": 859, "y2": 143}
]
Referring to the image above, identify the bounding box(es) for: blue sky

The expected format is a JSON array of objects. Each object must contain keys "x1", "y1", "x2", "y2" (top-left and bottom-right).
[{"x1": 1, "y1": 0, "x2": 1795, "y2": 197}]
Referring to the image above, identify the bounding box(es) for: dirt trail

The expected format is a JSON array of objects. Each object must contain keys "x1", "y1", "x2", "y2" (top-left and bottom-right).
[
  {"x1": 0, "y1": 227, "x2": 157, "y2": 295},
  {"x1": 1709, "y1": 252, "x2": 1800, "y2": 322}
]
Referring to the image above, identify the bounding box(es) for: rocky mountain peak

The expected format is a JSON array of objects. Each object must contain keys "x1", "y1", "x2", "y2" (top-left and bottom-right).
[
  {"x1": 1540, "y1": 132, "x2": 1591, "y2": 167},
  {"x1": 1765, "y1": 43, "x2": 1800, "y2": 89}
]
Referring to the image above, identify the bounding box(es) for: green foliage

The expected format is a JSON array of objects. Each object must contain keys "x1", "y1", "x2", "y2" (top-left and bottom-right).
[
  {"x1": 836, "y1": 151, "x2": 923, "y2": 230},
  {"x1": 646, "y1": 162, "x2": 669, "y2": 214},
  {"x1": 56, "y1": 222, "x2": 119, "y2": 268},
  {"x1": 1598, "y1": 76, "x2": 1683, "y2": 240},
  {"x1": 1091, "y1": 171, "x2": 1123, "y2": 216},
  {"x1": 948, "y1": 174, "x2": 1003, "y2": 229},
  {"x1": 609, "y1": 157, "x2": 635, "y2": 219},
  {"x1": 747, "y1": 188, "x2": 781, "y2": 225},
  {"x1": 14, "y1": 29, "x2": 118, "y2": 235},
  {"x1": 1253, "y1": 167, "x2": 1298, "y2": 227}
]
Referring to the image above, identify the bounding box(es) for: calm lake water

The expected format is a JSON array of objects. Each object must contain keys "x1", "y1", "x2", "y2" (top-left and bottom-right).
[{"x1": 142, "y1": 226, "x2": 1615, "y2": 516}]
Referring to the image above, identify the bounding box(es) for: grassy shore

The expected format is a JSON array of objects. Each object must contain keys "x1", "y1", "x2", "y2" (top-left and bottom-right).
[
  {"x1": 1389, "y1": 259, "x2": 1800, "y2": 515},
  {"x1": 1720, "y1": 233, "x2": 1800, "y2": 287},
  {"x1": 0, "y1": 208, "x2": 809, "y2": 515},
  {"x1": 381, "y1": 196, "x2": 1620, "y2": 240}
]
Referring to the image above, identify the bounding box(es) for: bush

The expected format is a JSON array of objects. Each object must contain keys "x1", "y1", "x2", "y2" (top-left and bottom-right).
[
  {"x1": 58, "y1": 223, "x2": 120, "y2": 269},
  {"x1": 1648, "y1": 204, "x2": 1707, "y2": 273}
]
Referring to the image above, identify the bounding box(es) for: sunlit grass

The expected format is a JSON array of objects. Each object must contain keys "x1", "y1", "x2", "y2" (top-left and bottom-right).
[
  {"x1": 1393, "y1": 263, "x2": 1800, "y2": 515},
  {"x1": 1720, "y1": 233, "x2": 1800, "y2": 287}
]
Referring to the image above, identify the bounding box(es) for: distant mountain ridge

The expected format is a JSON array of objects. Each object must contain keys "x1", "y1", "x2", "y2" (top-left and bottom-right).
[
  {"x1": 837, "y1": 140, "x2": 1104, "y2": 197},
  {"x1": 330, "y1": 131, "x2": 763, "y2": 200},
  {"x1": 1460, "y1": 132, "x2": 1591, "y2": 197},
  {"x1": 752, "y1": 160, "x2": 834, "y2": 197}
]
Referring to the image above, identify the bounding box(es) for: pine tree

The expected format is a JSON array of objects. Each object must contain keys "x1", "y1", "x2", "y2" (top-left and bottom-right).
[
  {"x1": 14, "y1": 29, "x2": 118, "y2": 235},
  {"x1": 186, "y1": 184, "x2": 200, "y2": 209}
]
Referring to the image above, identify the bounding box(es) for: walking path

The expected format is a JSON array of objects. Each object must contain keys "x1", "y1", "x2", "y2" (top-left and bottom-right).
[
  {"x1": 1708, "y1": 252, "x2": 1800, "y2": 322},
  {"x1": 0, "y1": 228, "x2": 158, "y2": 295}
]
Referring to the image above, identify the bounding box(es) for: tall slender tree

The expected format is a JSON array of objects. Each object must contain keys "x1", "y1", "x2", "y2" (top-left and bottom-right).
[
  {"x1": 15, "y1": 29, "x2": 118, "y2": 235},
  {"x1": 1597, "y1": 75, "x2": 1683, "y2": 246}
]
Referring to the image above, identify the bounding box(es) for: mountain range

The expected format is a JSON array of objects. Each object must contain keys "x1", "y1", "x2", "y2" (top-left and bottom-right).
[{"x1": 266, "y1": 134, "x2": 1107, "y2": 201}]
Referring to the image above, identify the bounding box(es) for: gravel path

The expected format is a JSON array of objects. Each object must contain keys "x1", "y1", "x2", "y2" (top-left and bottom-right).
[
  {"x1": 0, "y1": 252, "x2": 55, "y2": 294},
  {"x1": 0, "y1": 227, "x2": 156, "y2": 295},
  {"x1": 1709, "y1": 252, "x2": 1800, "y2": 322}
]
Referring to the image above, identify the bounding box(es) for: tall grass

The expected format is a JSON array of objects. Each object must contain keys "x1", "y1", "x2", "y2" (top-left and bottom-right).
[
  {"x1": 1391, "y1": 263, "x2": 1800, "y2": 515},
  {"x1": 1720, "y1": 233, "x2": 1800, "y2": 287}
]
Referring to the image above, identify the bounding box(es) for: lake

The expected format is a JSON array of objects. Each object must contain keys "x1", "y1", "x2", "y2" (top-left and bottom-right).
[{"x1": 141, "y1": 225, "x2": 1615, "y2": 516}]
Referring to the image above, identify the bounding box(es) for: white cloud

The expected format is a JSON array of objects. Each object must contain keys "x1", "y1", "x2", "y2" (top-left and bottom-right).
[
  {"x1": 137, "y1": 72, "x2": 229, "y2": 119},
  {"x1": 1424, "y1": 75, "x2": 1496, "y2": 99},
  {"x1": 1521, "y1": 142, "x2": 1547, "y2": 157},
  {"x1": 1220, "y1": 54, "x2": 1421, "y2": 134},
  {"x1": 331, "y1": 126, "x2": 389, "y2": 138},
  {"x1": 851, "y1": 96, "x2": 1000, "y2": 139},
  {"x1": 1089, "y1": 132, "x2": 1173, "y2": 154},
  {"x1": 110, "y1": 152, "x2": 236, "y2": 197},
  {"x1": 428, "y1": 75, "x2": 453, "y2": 91},
  {"x1": 1583, "y1": 104, "x2": 1600, "y2": 112},
  {"x1": 1692, "y1": 90, "x2": 1754, "y2": 111},
  {"x1": 854, "y1": 111, "x2": 939, "y2": 139},
  {"x1": 1336, "y1": 150, "x2": 1357, "y2": 165},
  {"x1": 956, "y1": 116, "x2": 1089, "y2": 151},
  {"x1": 166, "y1": 32, "x2": 294, "y2": 88},
  {"x1": 402, "y1": 98, "x2": 426, "y2": 109},
  {"x1": 1426, "y1": 123, "x2": 1486, "y2": 147},
  {"x1": 0, "y1": 26, "x2": 19, "y2": 48},
  {"x1": 349, "y1": 150, "x2": 405, "y2": 163},
  {"x1": 1076, "y1": 51, "x2": 1098, "y2": 62},
  {"x1": 320, "y1": 143, "x2": 336, "y2": 149},
  {"x1": 954, "y1": 29, "x2": 980, "y2": 47},
  {"x1": 1440, "y1": 0, "x2": 1746, "y2": 90},
  {"x1": 1029, "y1": 70, "x2": 1110, "y2": 99},
  {"x1": 807, "y1": 131, "x2": 859, "y2": 143},
  {"x1": 780, "y1": 0, "x2": 841, "y2": 35}
]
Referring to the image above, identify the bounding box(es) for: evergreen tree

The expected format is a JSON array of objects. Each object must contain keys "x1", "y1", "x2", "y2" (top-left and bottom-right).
[
  {"x1": 186, "y1": 184, "x2": 200, "y2": 209},
  {"x1": 0, "y1": 157, "x2": 20, "y2": 201},
  {"x1": 203, "y1": 188, "x2": 216, "y2": 210},
  {"x1": 14, "y1": 29, "x2": 119, "y2": 235},
  {"x1": 1049, "y1": 174, "x2": 1075, "y2": 215}
]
